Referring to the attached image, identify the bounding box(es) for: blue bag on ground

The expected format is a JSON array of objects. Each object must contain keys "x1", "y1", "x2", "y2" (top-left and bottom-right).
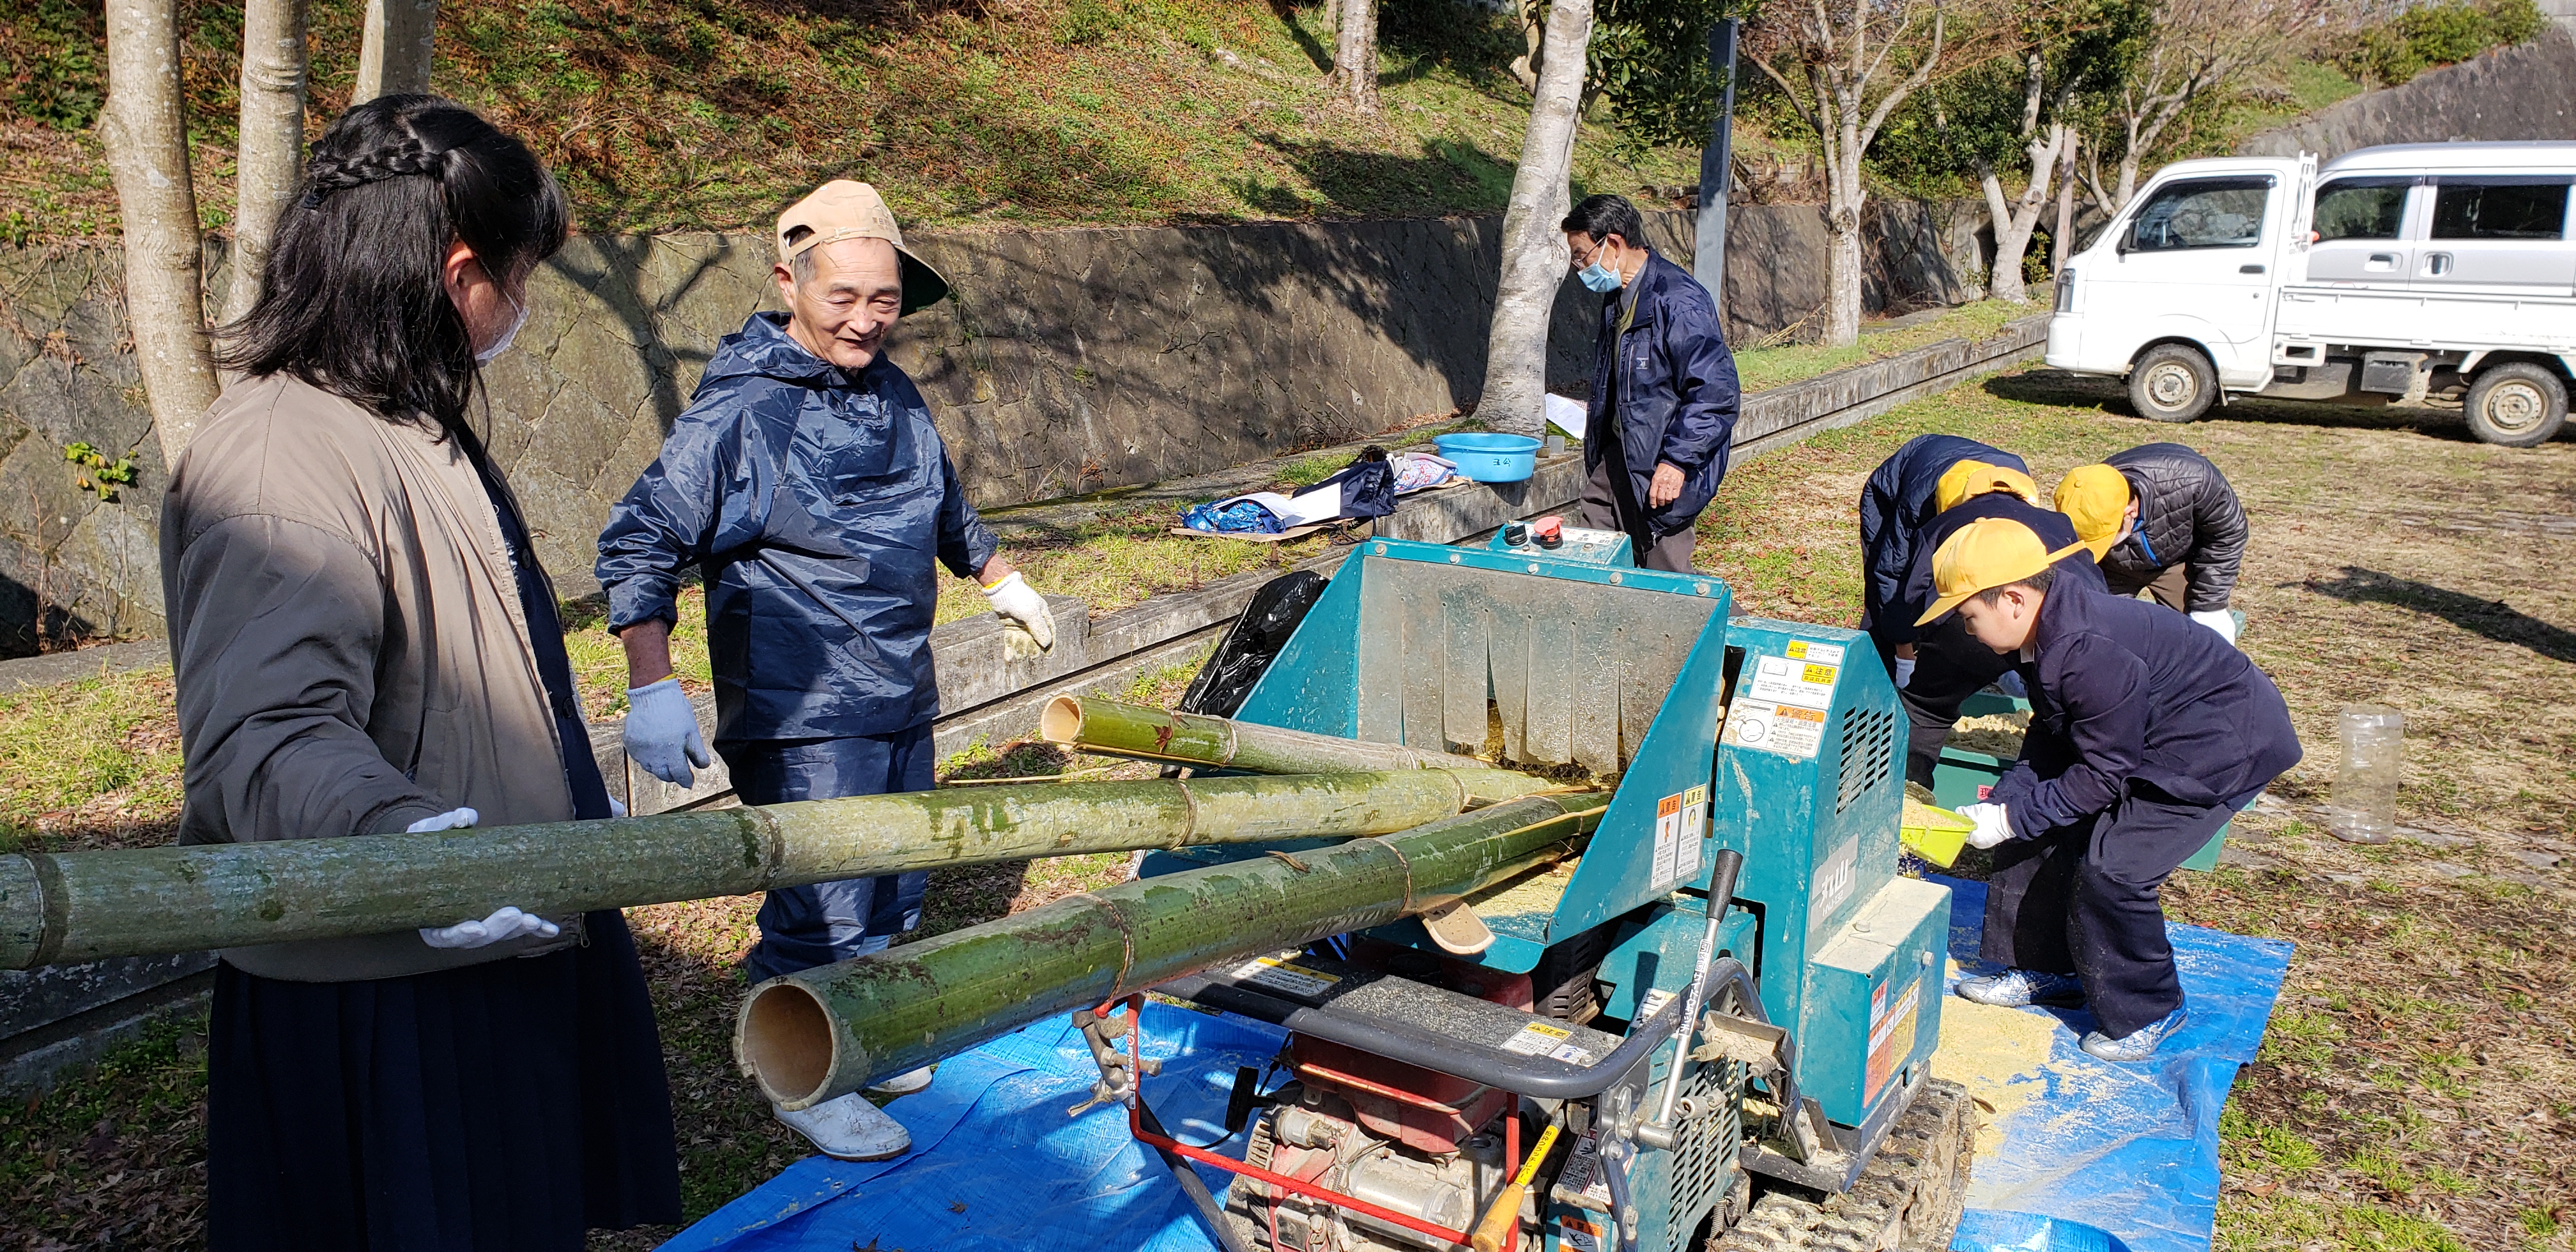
[{"x1": 1181, "y1": 498, "x2": 1285, "y2": 535}]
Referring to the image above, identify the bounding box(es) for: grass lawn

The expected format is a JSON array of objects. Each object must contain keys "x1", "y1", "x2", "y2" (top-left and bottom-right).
[
  {"x1": 4, "y1": 363, "x2": 2569, "y2": 1250},
  {"x1": 1690, "y1": 370, "x2": 2576, "y2": 1252}
]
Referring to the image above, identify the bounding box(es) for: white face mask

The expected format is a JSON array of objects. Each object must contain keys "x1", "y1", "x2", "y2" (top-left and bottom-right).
[{"x1": 475, "y1": 294, "x2": 529, "y2": 364}]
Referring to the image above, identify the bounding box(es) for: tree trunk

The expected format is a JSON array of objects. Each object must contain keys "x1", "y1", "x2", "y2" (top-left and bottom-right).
[
  {"x1": 1821, "y1": 142, "x2": 1866, "y2": 346},
  {"x1": 1510, "y1": 0, "x2": 1544, "y2": 94},
  {"x1": 102, "y1": 0, "x2": 220, "y2": 462},
  {"x1": 354, "y1": 0, "x2": 436, "y2": 102},
  {"x1": 2051, "y1": 133, "x2": 2078, "y2": 276},
  {"x1": 1980, "y1": 127, "x2": 2069, "y2": 305},
  {"x1": 1480, "y1": 0, "x2": 1595, "y2": 436},
  {"x1": 1325, "y1": 0, "x2": 1379, "y2": 112},
  {"x1": 225, "y1": 0, "x2": 307, "y2": 323}
]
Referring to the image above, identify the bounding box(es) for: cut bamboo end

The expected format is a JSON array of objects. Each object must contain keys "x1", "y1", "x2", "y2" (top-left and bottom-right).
[
  {"x1": 1038, "y1": 694, "x2": 1084, "y2": 746},
  {"x1": 739, "y1": 979, "x2": 848, "y2": 1111}
]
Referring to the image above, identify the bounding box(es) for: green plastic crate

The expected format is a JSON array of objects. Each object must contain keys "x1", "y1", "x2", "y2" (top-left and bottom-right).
[{"x1": 1932, "y1": 692, "x2": 2226, "y2": 873}]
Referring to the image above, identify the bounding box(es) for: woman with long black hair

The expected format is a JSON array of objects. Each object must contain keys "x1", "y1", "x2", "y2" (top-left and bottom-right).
[{"x1": 163, "y1": 95, "x2": 680, "y2": 1249}]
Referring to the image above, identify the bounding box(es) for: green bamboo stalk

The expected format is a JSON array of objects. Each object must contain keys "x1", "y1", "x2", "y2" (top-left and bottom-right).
[
  {"x1": 733, "y1": 791, "x2": 1609, "y2": 1109},
  {"x1": 0, "y1": 769, "x2": 1560, "y2": 970},
  {"x1": 1041, "y1": 696, "x2": 1495, "y2": 773}
]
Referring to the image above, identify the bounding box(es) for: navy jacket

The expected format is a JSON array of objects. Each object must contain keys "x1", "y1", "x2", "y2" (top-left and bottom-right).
[
  {"x1": 1899, "y1": 494, "x2": 2105, "y2": 641},
  {"x1": 1989, "y1": 584, "x2": 2302, "y2": 840},
  {"x1": 596, "y1": 312, "x2": 999, "y2": 742},
  {"x1": 1861, "y1": 434, "x2": 2032, "y2": 648},
  {"x1": 2097, "y1": 443, "x2": 2247, "y2": 613},
  {"x1": 1583, "y1": 251, "x2": 1740, "y2": 537}
]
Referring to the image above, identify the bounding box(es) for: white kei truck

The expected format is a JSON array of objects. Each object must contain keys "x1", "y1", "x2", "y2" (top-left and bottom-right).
[{"x1": 2046, "y1": 141, "x2": 2576, "y2": 447}]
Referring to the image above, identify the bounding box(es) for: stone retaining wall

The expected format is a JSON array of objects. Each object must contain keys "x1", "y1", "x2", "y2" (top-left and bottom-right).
[
  {"x1": 2237, "y1": 27, "x2": 2576, "y2": 160},
  {"x1": 0, "y1": 201, "x2": 1982, "y2": 655}
]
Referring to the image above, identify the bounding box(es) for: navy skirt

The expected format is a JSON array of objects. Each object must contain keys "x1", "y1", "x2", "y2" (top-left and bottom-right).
[{"x1": 206, "y1": 910, "x2": 681, "y2": 1251}]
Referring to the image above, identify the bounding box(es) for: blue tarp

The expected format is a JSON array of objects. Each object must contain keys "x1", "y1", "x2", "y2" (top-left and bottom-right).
[
  {"x1": 1935, "y1": 874, "x2": 2293, "y2": 1252},
  {"x1": 664, "y1": 876, "x2": 2290, "y2": 1252},
  {"x1": 661, "y1": 1005, "x2": 1284, "y2": 1252}
]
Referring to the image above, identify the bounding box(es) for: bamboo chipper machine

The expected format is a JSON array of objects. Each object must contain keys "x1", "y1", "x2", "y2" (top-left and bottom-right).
[
  {"x1": 1098, "y1": 532, "x2": 1968, "y2": 1252},
  {"x1": 0, "y1": 530, "x2": 1972, "y2": 1252}
]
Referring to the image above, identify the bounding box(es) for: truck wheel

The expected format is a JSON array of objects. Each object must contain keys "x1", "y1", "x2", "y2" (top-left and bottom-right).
[
  {"x1": 2463, "y1": 362, "x2": 2568, "y2": 448},
  {"x1": 2127, "y1": 344, "x2": 2218, "y2": 423}
]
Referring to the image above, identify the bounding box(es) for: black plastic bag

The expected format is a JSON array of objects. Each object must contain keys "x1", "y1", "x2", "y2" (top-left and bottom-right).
[{"x1": 1177, "y1": 570, "x2": 1329, "y2": 717}]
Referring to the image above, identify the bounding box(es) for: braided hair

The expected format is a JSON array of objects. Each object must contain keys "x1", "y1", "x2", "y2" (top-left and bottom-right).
[{"x1": 217, "y1": 95, "x2": 567, "y2": 442}]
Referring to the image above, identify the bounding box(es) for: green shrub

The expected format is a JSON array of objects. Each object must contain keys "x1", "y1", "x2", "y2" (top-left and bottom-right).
[
  {"x1": 2338, "y1": 0, "x2": 2547, "y2": 86},
  {"x1": 2, "y1": 0, "x2": 103, "y2": 130}
]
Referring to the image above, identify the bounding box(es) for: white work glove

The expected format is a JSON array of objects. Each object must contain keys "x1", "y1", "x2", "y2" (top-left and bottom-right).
[
  {"x1": 982, "y1": 570, "x2": 1056, "y2": 652},
  {"x1": 1893, "y1": 657, "x2": 1917, "y2": 690},
  {"x1": 404, "y1": 809, "x2": 564, "y2": 950},
  {"x1": 420, "y1": 905, "x2": 560, "y2": 950},
  {"x1": 2188, "y1": 608, "x2": 2238, "y2": 645},
  {"x1": 404, "y1": 807, "x2": 479, "y2": 834},
  {"x1": 1956, "y1": 802, "x2": 2013, "y2": 850},
  {"x1": 608, "y1": 797, "x2": 628, "y2": 818},
  {"x1": 624, "y1": 677, "x2": 711, "y2": 788}
]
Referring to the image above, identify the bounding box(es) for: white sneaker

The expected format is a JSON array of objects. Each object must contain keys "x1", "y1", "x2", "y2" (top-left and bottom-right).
[
  {"x1": 773, "y1": 1092, "x2": 912, "y2": 1161},
  {"x1": 868, "y1": 1065, "x2": 933, "y2": 1096}
]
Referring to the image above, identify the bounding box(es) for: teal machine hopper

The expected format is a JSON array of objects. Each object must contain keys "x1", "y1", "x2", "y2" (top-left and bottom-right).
[{"x1": 1141, "y1": 532, "x2": 1961, "y2": 1252}]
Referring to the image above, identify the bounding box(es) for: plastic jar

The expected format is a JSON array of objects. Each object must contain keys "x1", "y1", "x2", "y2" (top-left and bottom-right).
[{"x1": 2326, "y1": 705, "x2": 2404, "y2": 844}]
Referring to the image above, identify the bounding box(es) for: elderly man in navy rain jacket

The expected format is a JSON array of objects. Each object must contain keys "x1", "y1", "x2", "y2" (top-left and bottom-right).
[
  {"x1": 595, "y1": 181, "x2": 1055, "y2": 1161},
  {"x1": 1562, "y1": 194, "x2": 1740, "y2": 572},
  {"x1": 1916, "y1": 517, "x2": 2300, "y2": 1062}
]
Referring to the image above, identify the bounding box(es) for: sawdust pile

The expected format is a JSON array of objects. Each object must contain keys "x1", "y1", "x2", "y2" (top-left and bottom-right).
[
  {"x1": 1929, "y1": 959, "x2": 2064, "y2": 1159},
  {"x1": 1945, "y1": 711, "x2": 2032, "y2": 760}
]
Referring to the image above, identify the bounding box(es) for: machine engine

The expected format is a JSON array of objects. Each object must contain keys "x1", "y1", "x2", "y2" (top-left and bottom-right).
[{"x1": 1227, "y1": 941, "x2": 1551, "y2": 1252}]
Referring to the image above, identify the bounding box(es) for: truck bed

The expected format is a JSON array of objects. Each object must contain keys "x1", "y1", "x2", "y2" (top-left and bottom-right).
[{"x1": 2276, "y1": 283, "x2": 2576, "y2": 355}]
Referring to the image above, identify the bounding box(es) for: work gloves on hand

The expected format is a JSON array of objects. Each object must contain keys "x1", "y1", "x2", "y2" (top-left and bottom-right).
[
  {"x1": 1955, "y1": 802, "x2": 2014, "y2": 850},
  {"x1": 982, "y1": 571, "x2": 1056, "y2": 652},
  {"x1": 2188, "y1": 608, "x2": 2238, "y2": 645},
  {"x1": 625, "y1": 676, "x2": 712, "y2": 788},
  {"x1": 1893, "y1": 657, "x2": 1917, "y2": 691},
  {"x1": 404, "y1": 809, "x2": 564, "y2": 950}
]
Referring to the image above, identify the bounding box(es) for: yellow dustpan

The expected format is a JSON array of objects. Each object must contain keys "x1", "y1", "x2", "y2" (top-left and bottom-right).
[{"x1": 1901, "y1": 782, "x2": 1974, "y2": 868}]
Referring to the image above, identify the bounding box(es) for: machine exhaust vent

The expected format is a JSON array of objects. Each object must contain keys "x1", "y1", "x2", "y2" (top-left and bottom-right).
[
  {"x1": 1666, "y1": 1055, "x2": 1745, "y2": 1252},
  {"x1": 1834, "y1": 706, "x2": 1897, "y2": 816}
]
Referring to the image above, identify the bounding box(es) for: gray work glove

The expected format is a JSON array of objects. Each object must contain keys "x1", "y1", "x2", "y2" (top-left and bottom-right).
[{"x1": 624, "y1": 677, "x2": 712, "y2": 788}]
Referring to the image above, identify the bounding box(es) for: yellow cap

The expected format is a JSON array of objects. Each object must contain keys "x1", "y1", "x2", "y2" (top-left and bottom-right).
[
  {"x1": 1914, "y1": 517, "x2": 2090, "y2": 625},
  {"x1": 776, "y1": 180, "x2": 951, "y2": 313},
  {"x1": 1933, "y1": 460, "x2": 2040, "y2": 512},
  {"x1": 2053, "y1": 464, "x2": 2133, "y2": 558}
]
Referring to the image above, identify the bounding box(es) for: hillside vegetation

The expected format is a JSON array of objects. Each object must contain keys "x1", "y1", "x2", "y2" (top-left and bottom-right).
[{"x1": 0, "y1": 0, "x2": 1705, "y2": 240}]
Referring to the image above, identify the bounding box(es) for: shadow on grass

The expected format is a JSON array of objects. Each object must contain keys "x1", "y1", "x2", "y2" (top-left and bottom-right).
[
  {"x1": 1982, "y1": 371, "x2": 2485, "y2": 443},
  {"x1": 2300, "y1": 567, "x2": 2576, "y2": 666}
]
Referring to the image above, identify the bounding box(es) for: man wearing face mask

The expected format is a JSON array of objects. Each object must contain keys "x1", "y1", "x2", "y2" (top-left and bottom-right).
[
  {"x1": 1560, "y1": 193, "x2": 1740, "y2": 572},
  {"x1": 595, "y1": 181, "x2": 1054, "y2": 1162}
]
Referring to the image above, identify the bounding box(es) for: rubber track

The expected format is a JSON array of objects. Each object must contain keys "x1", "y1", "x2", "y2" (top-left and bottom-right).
[{"x1": 1708, "y1": 1078, "x2": 1976, "y2": 1252}]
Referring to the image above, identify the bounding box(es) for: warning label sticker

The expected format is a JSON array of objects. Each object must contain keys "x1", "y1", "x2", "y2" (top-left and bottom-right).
[
  {"x1": 1634, "y1": 988, "x2": 1678, "y2": 1023},
  {"x1": 1782, "y1": 639, "x2": 1846, "y2": 666},
  {"x1": 1500, "y1": 1020, "x2": 1575, "y2": 1057},
  {"x1": 1561, "y1": 1216, "x2": 1605, "y2": 1252},
  {"x1": 1866, "y1": 979, "x2": 1922, "y2": 1102},
  {"x1": 1650, "y1": 785, "x2": 1710, "y2": 890},
  {"x1": 1229, "y1": 956, "x2": 1339, "y2": 1001},
  {"x1": 1556, "y1": 1132, "x2": 1613, "y2": 1207},
  {"x1": 1744, "y1": 652, "x2": 1841, "y2": 711},
  {"x1": 1723, "y1": 699, "x2": 1827, "y2": 761}
]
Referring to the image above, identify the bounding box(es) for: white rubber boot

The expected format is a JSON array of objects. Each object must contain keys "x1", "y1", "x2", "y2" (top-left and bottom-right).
[
  {"x1": 868, "y1": 1065, "x2": 934, "y2": 1096},
  {"x1": 774, "y1": 1092, "x2": 912, "y2": 1161}
]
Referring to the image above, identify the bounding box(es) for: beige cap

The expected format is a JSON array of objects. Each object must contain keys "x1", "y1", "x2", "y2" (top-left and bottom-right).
[{"x1": 776, "y1": 180, "x2": 951, "y2": 314}]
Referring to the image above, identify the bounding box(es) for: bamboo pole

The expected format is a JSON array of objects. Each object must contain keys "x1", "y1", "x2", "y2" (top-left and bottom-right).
[
  {"x1": 0, "y1": 769, "x2": 1557, "y2": 970},
  {"x1": 734, "y1": 791, "x2": 1609, "y2": 1109},
  {"x1": 1041, "y1": 696, "x2": 1494, "y2": 774}
]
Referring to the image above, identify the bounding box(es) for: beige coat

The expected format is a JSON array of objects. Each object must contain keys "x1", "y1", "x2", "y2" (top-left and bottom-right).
[{"x1": 161, "y1": 374, "x2": 581, "y2": 982}]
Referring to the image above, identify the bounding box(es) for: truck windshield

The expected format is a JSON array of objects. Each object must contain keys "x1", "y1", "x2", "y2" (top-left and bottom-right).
[
  {"x1": 2430, "y1": 178, "x2": 2571, "y2": 240},
  {"x1": 2315, "y1": 179, "x2": 2409, "y2": 241},
  {"x1": 2124, "y1": 177, "x2": 2273, "y2": 252}
]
